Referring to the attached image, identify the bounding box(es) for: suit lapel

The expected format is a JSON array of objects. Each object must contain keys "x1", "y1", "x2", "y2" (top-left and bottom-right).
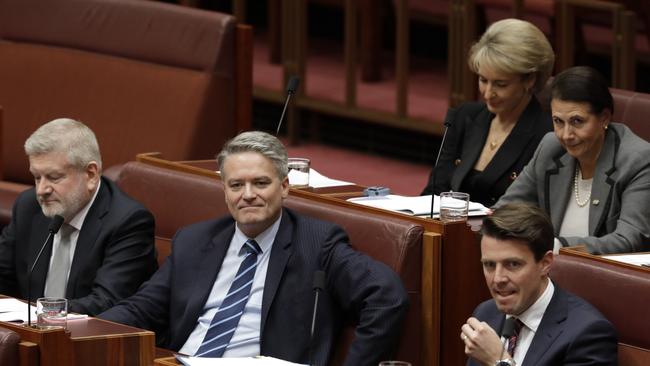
[
  {"x1": 185, "y1": 225, "x2": 234, "y2": 326},
  {"x1": 66, "y1": 180, "x2": 110, "y2": 298},
  {"x1": 260, "y1": 210, "x2": 293, "y2": 334},
  {"x1": 451, "y1": 110, "x2": 491, "y2": 190},
  {"x1": 589, "y1": 129, "x2": 619, "y2": 235},
  {"x1": 545, "y1": 154, "x2": 574, "y2": 233},
  {"x1": 481, "y1": 99, "x2": 542, "y2": 185},
  {"x1": 521, "y1": 288, "x2": 568, "y2": 366}
]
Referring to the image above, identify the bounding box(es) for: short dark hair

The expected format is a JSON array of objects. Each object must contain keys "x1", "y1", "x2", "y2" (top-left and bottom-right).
[
  {"x1": 551, "y1": 66, "x2": 614, "y2": 115},
  {"x1": 481, "y1": 202, "x2": 554, "y2": 261}
]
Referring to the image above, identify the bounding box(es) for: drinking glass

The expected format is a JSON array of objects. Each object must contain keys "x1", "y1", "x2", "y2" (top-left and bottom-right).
[{"x1": 36, "y1": 297, "x2": 67, "y2": 329}]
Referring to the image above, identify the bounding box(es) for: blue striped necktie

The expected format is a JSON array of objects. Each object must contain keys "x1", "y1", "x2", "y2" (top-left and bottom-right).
[{"x1": 194, "y1": 239, "x2": 262, "y2": 358}]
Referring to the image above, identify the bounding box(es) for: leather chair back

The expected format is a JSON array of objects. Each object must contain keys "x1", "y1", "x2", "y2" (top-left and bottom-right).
[
  {"x1": 0, "y1": 0, "x2": 243, "y2": 184},
  {"x1": 550, "y1": 253, "x2": 650, "y2": 364},
  {"x1": 0, "y1": 326, "x2": 20, "y2": 366}
]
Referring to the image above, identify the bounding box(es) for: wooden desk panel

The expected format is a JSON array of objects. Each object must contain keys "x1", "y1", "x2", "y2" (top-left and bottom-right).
[
  {"x1": 137, "y1": 153, "x2": 490, "y2": 366},
  {"x1": 1, "y1": 317, "x2": 154, "y2": 366}
]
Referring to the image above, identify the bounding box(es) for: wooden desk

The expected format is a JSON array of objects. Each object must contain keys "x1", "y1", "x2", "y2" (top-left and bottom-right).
[
  {"x1": 139, "y1": 153, "x2": 490, "y2": 366},
  {"x1": 0, "y1": 315, "x2": 154, "y2": 366}
]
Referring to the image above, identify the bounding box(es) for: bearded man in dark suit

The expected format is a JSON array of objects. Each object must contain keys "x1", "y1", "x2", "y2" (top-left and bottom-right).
[{"x1": 0, "y1": 118, "x2": 157, "y2": 316}]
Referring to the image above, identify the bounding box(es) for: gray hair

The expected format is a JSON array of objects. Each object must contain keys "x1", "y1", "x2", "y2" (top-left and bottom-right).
[
  {"x1": 24, "y1": 118, "x2": 102, "y2": 170},
  {"x1": 469, "y1": 18, "x2": 555, "y2": 93},
  {"x1": 217, "y1": 131, "x2": 288, "y2": 179}
]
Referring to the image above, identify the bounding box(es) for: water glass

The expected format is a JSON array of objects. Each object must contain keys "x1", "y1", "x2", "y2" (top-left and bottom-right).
[
  {"x1": 287, "y1": 158, "x2": 310, "y2": 188},
  {"x1": 36, "y1": 297, "x2": 67, "y2": 329},
  {"x1": 439, "y1": 191, "x2": 470, "y2": 222}
]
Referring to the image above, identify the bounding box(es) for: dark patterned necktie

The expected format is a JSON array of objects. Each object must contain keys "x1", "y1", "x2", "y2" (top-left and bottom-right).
[
  {"x1": 194, "y1": 239, "x2": 262, "y2": 357},
  {"x1": 507, "y1": 318, "x2": 524, "y2": 357}
]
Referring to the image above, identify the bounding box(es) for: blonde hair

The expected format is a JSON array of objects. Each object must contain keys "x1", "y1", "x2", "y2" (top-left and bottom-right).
[{"x1": 469, "y1": 18, "x2": 555, "y2": 92}]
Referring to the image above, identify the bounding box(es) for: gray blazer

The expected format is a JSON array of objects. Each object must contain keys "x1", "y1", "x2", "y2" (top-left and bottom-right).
[{"x1": 497, "y1": 123, "x2": 650, "y2": 254}]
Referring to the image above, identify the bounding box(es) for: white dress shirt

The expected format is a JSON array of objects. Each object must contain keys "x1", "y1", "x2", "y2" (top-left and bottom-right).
[
  {"x1": 179, "y1": 213, "x2": 281, "y2": 357},
  {"x1": 503, "y1": 279, "x2": 555, "y2": 366}
]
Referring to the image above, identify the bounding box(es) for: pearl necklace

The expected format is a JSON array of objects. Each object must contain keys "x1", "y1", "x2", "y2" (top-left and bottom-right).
[{"x1": 574, "y1": 167, "x2": 591, "y2": 207}]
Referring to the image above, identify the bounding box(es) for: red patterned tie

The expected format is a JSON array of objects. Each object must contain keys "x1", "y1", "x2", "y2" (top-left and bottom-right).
[{"x1": 507, "y1": 318, "x2": 524, "y2": 357}]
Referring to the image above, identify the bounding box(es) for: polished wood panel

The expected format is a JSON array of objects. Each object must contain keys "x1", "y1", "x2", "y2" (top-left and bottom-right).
[{"x1": 1, "y1": 316, "x2": 155, "y2": 366}]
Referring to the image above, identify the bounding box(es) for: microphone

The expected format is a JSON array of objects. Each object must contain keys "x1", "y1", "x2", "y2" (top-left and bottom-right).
[
  {"x1": 429, "y1": 108, "x2": 457, "y2": 218},
  {"x1": 499, "y1": 317, "x2": 517, "y2": 360},
  {"x1": 26, "y1": 214, "x2": 64, "y2": 327},
  {"x1": 276, "y1": 76, "x2": 300, "y2": 136},
  {"x1": 309, "y1": 270, "x2": 326, "y2": 366}
]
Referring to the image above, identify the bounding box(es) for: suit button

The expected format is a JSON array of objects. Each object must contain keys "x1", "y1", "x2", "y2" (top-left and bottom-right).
[
  {"x1": 454, "y1": 159, "x2": 461, "y2": 166},
  {"x1": 510, "y1": 172, "x2": 518, "y2": 180}
]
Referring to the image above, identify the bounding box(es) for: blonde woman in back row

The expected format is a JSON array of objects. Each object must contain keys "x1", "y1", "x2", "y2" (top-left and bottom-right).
[{"x1": 422, "y1": 18, "x2": 555, "y2": 207}]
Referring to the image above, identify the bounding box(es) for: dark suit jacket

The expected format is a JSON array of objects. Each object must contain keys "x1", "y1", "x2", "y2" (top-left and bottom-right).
[
  {"x1": 498, "y1": 123, "x2": 650, "y2": 254},
  {"x1": 422, "y1": 98, "x2": 552, "y2": 207},
  {"x1": 468, "y1": 286, "x2": 617, "y2": 366},
  {"x1": 0, "y1": 177, "x2": 157, "y2": 316},
  {"x1": 100, "y1": 208, "x2": 408, "y2": 366}
]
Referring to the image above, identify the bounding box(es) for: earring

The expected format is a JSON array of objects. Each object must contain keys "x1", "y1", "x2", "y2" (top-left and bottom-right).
[{"x1": 604, "y1": 125, "x2": 608, "y2": 130}]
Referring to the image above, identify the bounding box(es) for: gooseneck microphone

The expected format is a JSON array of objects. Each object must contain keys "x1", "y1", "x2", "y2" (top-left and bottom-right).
[
  {"x1": 429, "y1": 108, "x2": 457, "y2": 218},
  {"x1": 26, "y1": 214, "x2": 64, "y2": 327},
  {"x1": 276, "y1": 76, "x2": 300, "y2": 136},
  {"x1": 309, "y1": 270, "x2": 326, "y2": 366},
  {"x1": 499, "y1": 316, "x2": 517, "y2": 360}
]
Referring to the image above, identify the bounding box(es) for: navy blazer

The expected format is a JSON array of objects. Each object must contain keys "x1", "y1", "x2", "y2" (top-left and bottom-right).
[
  {"x1": 422, "y1": 98, "x2": 552, "y2": 207},
  {"x1": 100, "y1": 208, "x2": 408, "y2": 366},
  {"x1": 468, "y1": 286, "x2": 617, "y2": 366},
  {"x1": 0, "y1": 177, "x2": 157, "y2": 315}
]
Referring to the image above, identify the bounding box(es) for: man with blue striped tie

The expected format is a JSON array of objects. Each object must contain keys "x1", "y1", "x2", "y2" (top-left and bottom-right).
[{"x1": 100, "y1": 131, "x2": 409, "y2": 366}]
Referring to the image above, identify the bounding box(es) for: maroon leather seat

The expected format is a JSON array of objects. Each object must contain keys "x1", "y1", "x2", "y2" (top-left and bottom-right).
[
  {"x1": 611, "y1": 87, "x2": 650, "y2": 141},
  {"x1": 0, "y1": 0, "x2": 251, "y2": 226},
  {"x1": 0, "y1": 326, "x2": 19, "y2": 366},
  {"x1": 550, "y1": 253, "x2": 650, "y2": 364},
  {"x1": 115, "y1": 160, "x2": 425, "y2": 365}
]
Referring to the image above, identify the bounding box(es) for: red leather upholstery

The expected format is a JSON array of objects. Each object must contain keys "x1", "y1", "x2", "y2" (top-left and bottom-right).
[
  {"x1": 611, "y1": 87, "x2": 650, "y2": 142},
  {"x1": 0, "y1": 326, "x2": 20, "y2": 366},
  {"x1": 550, "y1": 254, "x2": 650, "y2": 351},
  {"x1": 0, "y1": 0, "x2": 248, "y2": 226},
  {"x1": 115, "y1": 161, "x2": 424, "y2": 365}
]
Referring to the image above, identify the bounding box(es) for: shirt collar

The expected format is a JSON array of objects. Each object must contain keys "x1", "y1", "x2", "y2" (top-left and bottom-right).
[
  {"x1": 233, "y1": 210, "x2": 283, "y2": 255},
  {"x1": 511, "y1": 278, "x2": 555, "y2": 332},
  {"x1": 67, "y1": 179, "x2": 102, "y2": 231}
]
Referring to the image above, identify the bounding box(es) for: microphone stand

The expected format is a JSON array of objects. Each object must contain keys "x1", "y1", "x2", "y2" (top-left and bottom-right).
[
  {"x1": 276, "y1": 76, "x2": 300, "y2": 136},
  {"x1": 429, "y1": 108, "x2": 456, "y2": 218},
  {"x1": 309, "y1": 270, "x2": 326, "y2": 366},
  {"x1": 26, "y1": 215, "x2": 64, "y2": 328}
]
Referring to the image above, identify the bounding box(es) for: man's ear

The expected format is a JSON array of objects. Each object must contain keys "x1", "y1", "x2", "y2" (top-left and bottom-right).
[
  {"x1": 85, "y1": 161, "x2": 100, "y2": 191},
  {"x1": 281, "y1": 176, "x2": 290, "y2": 199},
  {"x1": 539, "y1": 250, "x2": 554, "y2": 277}
]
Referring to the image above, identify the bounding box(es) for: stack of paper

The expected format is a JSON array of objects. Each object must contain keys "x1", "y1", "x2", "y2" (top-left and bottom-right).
[
  {"x1": 347, "y1": 194, "x2": 489, "y2": 217},
  {"x1": 177, "y1": 355, "x2": 307, "y2": 366}
]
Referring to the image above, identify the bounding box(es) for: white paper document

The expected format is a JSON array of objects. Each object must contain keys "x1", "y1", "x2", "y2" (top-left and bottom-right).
[
  {"x1": 347, "y1": 194, "x2": 489, "y2": 217},
  {"x1": 306, "y1": 168, "x2": 354, "y2": 188},
  {"x1": 176, "y1": 355, "x2": 307, "y2": 366},
  {"x1": 602, "y1": 253, "x2": 650, "y2": 267}
]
